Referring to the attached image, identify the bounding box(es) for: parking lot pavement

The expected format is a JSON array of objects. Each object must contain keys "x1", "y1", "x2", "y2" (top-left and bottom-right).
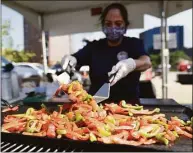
[{"x1": 151, "y1": 72, "x2": 192, "y2": 104}]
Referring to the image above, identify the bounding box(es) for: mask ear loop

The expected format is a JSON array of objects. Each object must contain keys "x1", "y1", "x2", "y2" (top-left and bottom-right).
[{"x1": 123, "y1": 27, "x2": 127, "y2": 35}]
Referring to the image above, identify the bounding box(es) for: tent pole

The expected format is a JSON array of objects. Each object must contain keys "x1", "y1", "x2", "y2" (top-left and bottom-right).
[
  {"x1": 38, "y1": 15, "x2": 48, "y2": 75},
  {"x1": 164, "y1": 1, "x2": 169, "y2": 99},
  {"x1": 161, "y1": 0, "x2": 169, "y2": 99}
]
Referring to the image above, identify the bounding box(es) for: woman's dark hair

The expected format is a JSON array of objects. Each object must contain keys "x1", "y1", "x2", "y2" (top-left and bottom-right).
[{"x1": 100, "y1": 3, "x2": 130, "y2": 27}]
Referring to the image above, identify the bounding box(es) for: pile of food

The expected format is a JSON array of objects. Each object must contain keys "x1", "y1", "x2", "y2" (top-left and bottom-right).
[{"x1": 2, "y1": 81, "x2": 193, "y2": 146}]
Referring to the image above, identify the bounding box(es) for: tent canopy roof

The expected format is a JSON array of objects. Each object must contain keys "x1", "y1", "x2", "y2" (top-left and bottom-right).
[
  {"x1": 4, "y1": 1, "x2": 144, "y2": 14},
  {"x1": 2, "y1": 1, "x2": 192, "y2": 33}
]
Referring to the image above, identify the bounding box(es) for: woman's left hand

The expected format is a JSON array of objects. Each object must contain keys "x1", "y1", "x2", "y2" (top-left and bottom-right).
[{"x1": 108, "y1": 58, "x2": 136, "y2": 86}]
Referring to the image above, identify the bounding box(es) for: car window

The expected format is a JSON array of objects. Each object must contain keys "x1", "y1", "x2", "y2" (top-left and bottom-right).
[
  {"x1": 14, "y1": 65, "x2": 38, "y2": 76},
  {"x1": 1, "y1": 56, "x2": 10, "y2": 67},
  {"x1": 36, "y1": 65, "x2": 44, "y2": 70},
  {"x1": 51, "y1": 64, "x2": 62, "y2": 69}
]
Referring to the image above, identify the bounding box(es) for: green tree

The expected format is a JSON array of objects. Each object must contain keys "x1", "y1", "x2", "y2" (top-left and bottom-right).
[
  {"x1": 2, "y1": 20, "x2": 11, "y2": 36},
  {"x1": 150, "y1": 54, "x2": 161, "y2": 69},
  {"x1": 1, "y1": 19, "x2": 14, "y2": 48},
  {"x1": 170, "y1": 50, "x2": 190, "y2": 69},
  {"x1": 2, "y1": 48, "x2": 36, "y2": 62},
  {"x1": 150, "y1": 50, "x2": 191, "y2": 70}
]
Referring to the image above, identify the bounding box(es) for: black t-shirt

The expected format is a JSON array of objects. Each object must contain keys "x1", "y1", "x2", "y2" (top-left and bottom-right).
[{"x1": 72, "y1": 36, "x2": 148, "y2": 102}]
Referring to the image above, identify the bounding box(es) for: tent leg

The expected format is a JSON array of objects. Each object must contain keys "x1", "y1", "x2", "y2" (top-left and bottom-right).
[
  {"x1": 161, "y1": 0, "x2": 169, "y2": 99},
  {"x1": 164, "y1": 14, "x2": 169, "y2": 99},
  {"x1": 39, "y1": 15, "x2": 48, "y2": 74},
  {"x1": 41, "y1": 30, "x2": 48, "y2": 74}
]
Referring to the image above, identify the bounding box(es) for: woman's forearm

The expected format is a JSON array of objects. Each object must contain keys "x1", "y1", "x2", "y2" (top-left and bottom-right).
[{"x1": 134, "y1": 55, "x2": 152, "y2": 72}]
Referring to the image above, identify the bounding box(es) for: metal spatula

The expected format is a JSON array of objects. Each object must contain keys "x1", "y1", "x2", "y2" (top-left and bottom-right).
[{"x1": 93, "y1": 72, "x2": 117, "y2": 103}]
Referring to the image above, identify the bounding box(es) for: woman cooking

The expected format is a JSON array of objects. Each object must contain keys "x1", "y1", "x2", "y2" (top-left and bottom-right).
[{"x1": 61, "y1": 3, "x2": 151, "y2": 104}]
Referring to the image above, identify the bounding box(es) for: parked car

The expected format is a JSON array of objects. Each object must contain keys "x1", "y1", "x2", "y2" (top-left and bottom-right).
[
  {"x1": 1, "y1": 56, "x2": 21, "y2": 101},
  {"x1": 31, "y1": 63, "x2": 56, "y2": 75},
  {"x1": 13, "y1": 62, "x2": 56, "y2": 85},
  {"x1": 12, "y1": 63, "x2": 42, "y2": 87},
  {"x1": 177, "y1": 60, "x2": 192, "y2": 72}
]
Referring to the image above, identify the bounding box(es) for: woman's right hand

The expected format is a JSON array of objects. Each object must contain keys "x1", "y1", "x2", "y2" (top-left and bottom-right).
[{"x1": 61, "y1": 55, "x2": 77, "y2": 70}]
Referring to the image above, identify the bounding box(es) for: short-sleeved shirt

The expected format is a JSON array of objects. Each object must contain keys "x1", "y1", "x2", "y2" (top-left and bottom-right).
[{"x1": 72, "y1": 36, "x2": 148, "y2": 102}]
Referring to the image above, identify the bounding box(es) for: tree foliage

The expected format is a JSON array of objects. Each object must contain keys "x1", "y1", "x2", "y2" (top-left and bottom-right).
[
  {"x1": 2, "y1": 20, "x2": 36, "y2": 63},
  {"x1": 170, "y1": 50, "x2": 190, "y2": 66},
  {"x1": 2, "y1": 20, "x2": 11, "y2": 36},
  {"x1": 150, "y1": 50, "x2": 191, "y2": 70},
  {"x1": 2, "y1": 48, "x2": 36, "y2": 62},
  {"x1": 1, "y1": 20, "x2": 13, "y2": 48},
  {"x1": 149, "y1": 54, "x2": 161, "y2": 69}
]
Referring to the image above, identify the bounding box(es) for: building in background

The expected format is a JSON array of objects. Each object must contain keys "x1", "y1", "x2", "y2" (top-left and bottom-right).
[
  {"x1": 140, "y1": 26, "x2": 184, "y2": 54},
  {"x1": 23, "y1": 18, "x2": 42, "y2": 63},
  {"x1": 48, "y1": 31, "x2": 105, "y2": 65},
  {"x1": 48, "y1": 35, "x2": 70, "y2": 66},
  {"x1": 23, "y1": 18, "x2": 49, "y2": 63}
]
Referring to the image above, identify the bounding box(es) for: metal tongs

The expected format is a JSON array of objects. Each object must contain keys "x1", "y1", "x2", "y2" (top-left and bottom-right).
[
  {"x1": 1, "y1": 98, "x2": 14, "y2": 108},
  {"x1": 54, "y1": 62, "x2": 77, "y2": 99},
  {"x1": 56, "y1": 61, "x2": 76, "y2": 85}
]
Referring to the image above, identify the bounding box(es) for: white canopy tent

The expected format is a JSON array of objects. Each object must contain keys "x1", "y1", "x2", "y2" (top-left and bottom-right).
[
  {"x1": 2, "y1": 0, "x2": 192, "y2": 99},
  {"x1": 3, "y1": 1, "x2": 192, "y2": 33}
]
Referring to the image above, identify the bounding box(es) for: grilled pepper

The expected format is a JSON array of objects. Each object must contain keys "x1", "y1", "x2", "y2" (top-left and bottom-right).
[
  {"x1": 89, "y1": 133, "x2": 97, "y2": 142},
  {"x1": 41, "y1": 103, "x2": 50, "y2": 114},
  {"x1": 75, "y1": 91, "x2": 82, "y2": 96},
  {"x1": 186, "y1": 117, "x2": 193, "y2": 127},
  {"x1": 153, "y1": 120, "x2": 168, "y2": 129},
  {"x1": 47, "y1": 123, "x2": 56, "y2": 138},
  {"x1": 128, "y1": 111, "x2": 133, "y2": 116},
  {"x1": 104, "y1": 124, "x2": 111, "y2": 132},
  {"x1": 172, "y1": 131, "x2": 179, "y2": 137},
  {"x1": 99, "y1": 104, "x2": 104, "y2": 109},
  {"x1": 26, "y1": 108, "x2": 35, "y2": 115},
  {"x1": 139, "y1": 124, "x2": 161, "y2": 138},
  {"x1": 132, "y1": 121, "x2": 140, "y2": 130},
  {"x1": 56, "y1": 129, "x2": 66, "y2": 135},
  {"x1": 155, "y1": 133, "x2": 169, "y2": 145},
  {"x1": 57, "y1": 105, "x2": 63, "y2": 114},
  {"x1": 172, "y1": 116, "x2": 186, "y2": 126},
  {"x1": 75, "y1": 112, "x2": 84, "y2": 122},
  {"x1": 11, "y1": 114, "x2": 36, "y2": 120},
  {"x1": 153, "y1": 108, "x2": 160, "y2": 113},
  {"x1": 83, "y1": 94, "x2": 92, "y2": 103},
  {"x1": 98, "y1": 127, "x2": 111, "y2": 137},
  {"x1": 68, "y1": 84, "x2": 73, "y2": 94},
  {"x1": 105, "y1": 116, "x2": 116, "y2": 125},
  {"x1": 121, "y1": 100, "x2": 143, "y2": 110},
  {"x1": 66, "y1": 112, "x2": 75, "y2": 121},
  {"x1": 26, "y1": 120, "x2": 39, "y2": 133}
]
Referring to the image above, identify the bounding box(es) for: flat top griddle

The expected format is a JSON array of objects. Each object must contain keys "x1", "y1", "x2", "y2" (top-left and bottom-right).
[{"x1": 1, "y1": 98, "x2": 193, "y2": 152}]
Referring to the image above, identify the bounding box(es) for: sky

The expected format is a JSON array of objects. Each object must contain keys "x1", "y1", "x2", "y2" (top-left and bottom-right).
[
  {"x1": 1, "y1": 4, "x2": 192, "y2": 51},
  {"x1": 2, "y1": 5, "x2": 24, "y2": 50}
]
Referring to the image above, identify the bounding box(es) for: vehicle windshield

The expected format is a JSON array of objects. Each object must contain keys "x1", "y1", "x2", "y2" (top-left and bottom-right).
[
  {"x1": 1, "y1": 56, "x2": 11, "y2": 67},
  {"x1": 36, "y1": 65, "x2": 44, "y2": 70},
  {"x1": 51, "y1": 64, "x2": 62, "y2": 69}
]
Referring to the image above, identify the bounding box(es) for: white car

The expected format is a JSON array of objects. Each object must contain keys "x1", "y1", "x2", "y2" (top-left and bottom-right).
[
  {"x1": 13, "y1": 62, "x2": 55, "y2": 78},
  {"x1": 1, "y1": 56, "x2": 26, "y2": 102},
  {"x1": 31, "y1": 63, "x2": 56, "y2": 75},
  {"x1": 13, "y1": 62, "x2": 43, "y2": 78}
]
